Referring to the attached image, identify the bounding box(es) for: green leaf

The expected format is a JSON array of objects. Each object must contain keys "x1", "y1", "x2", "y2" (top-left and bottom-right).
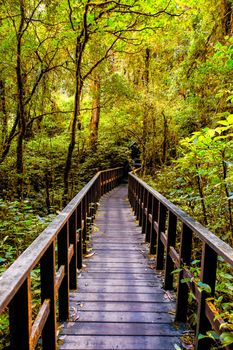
[
  {"x1": 217, "y1": 120, "x2": 229, "y2": 126},
  {"x1": 206, "y1": 330, "x2": 219, "y2": 340},
  {"x1": 227, "y1": 114, "x2": 233, "y2": 124},
  {"x1": 191, "y1": 259, "x2": 200, "y2": 265},
  {"x1": 198, "y1": 333, "x2": 206, "y2": 340},
  {"x1": 197, "y1": 282, "x2": 211, "y2": 293},
  {"x1": 171, "y1": 268, "x2": 182, "y2": 274},
  {"x1": 181, "y1": 277, "x2": 191, "y2": 283},
  {"x1": 220, "y1": 332, "x2": 233, "y2": 346},
  {"x1": 226, "y1": 59, "x2": 233, "y2": 68}
]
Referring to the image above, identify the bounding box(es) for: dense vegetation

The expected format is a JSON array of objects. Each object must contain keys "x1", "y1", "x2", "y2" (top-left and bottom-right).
[{"x1": 0, "y1": 0, "x2": 233, "y2": 348}]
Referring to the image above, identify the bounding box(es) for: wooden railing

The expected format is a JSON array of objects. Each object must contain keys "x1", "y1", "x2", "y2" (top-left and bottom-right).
[
  {"x1": 128, "y1": 172, "x2": 233, "y2": 350},
  {"x1": 0, "y1": 168, "x2": 123, "y2": 350}
]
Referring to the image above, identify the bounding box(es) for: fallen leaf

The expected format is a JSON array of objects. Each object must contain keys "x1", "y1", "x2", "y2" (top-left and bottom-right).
[
  {"x1": 70, "y1": 306, "x2": 79, "y2": 321},
  {"x1": 148, "y1": 264, "x2": 156, "y2": 270},
  {"x1": 84, "y1": 252, "x2": 95, "y2": 258}
]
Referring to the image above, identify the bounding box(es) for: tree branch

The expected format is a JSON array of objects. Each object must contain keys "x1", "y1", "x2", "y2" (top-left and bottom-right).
[
  {"x1": 67, "y1": 0, "x2": 75, "y2": 31},
  {"x1": 82, "y1": 36, "x2": 119, "y2": 81}
]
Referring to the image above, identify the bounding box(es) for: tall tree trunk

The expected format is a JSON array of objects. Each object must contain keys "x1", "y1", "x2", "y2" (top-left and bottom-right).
[
  {"x1": 152, "y1": 116, "x2": 156, "y2": 173},
  {"x1": 63, "y1": 0, "x2": 90, "y2": 205},
  {"x1": 0, "y1": 79, "x2": 8, "y2": 147},
  {"x1": 142, "y1": 48, "x2": 150, "y2": 175},
  {"x1": 196, "y1": 164, "x2": 208, "y2": 226},
  {"x1": 162, "y1": 112, "x2": 168, "y2": 164},
  {"x1": 16, "y1": 1, "x2": 26, "y2": 200},
  {"x1": 45, "y1": 172, "x2": 51, "y2": 213},
  {"x1": 63, "y1": 41, "x2": 83, "y2": 205},
  {"x1": 89, "y1": 74, "x2": 101, "y2": 152},
  {"x1": 221, "y1": 0, "x2": 233, "y2": 35}
]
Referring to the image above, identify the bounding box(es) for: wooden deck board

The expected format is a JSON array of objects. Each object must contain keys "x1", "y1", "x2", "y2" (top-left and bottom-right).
[
  {"x1": 59, "y1": 335, "x2": 181, "y2": 350},
  {"x1": 61, "y1": 323, "x2": 183, "y2": 336},
  {"x1": 69, "y1": 302, "x2": 176, "y2": 313},
  {"x1": 59, "y1": 185, "x2": 184, "y2": 350}
]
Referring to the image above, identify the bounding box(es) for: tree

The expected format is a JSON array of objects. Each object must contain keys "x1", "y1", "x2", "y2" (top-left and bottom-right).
[
  {"x1": 0, "y1": 0, "x2": 65, "y2": 198},
  {"x1": 62, "y1": 0, "x2": 180, "y2": 203}
]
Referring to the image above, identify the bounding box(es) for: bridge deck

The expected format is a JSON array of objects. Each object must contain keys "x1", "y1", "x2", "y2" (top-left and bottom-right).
[{"x1": 59, "y1": 185, "x2": 184, "y2": 350}]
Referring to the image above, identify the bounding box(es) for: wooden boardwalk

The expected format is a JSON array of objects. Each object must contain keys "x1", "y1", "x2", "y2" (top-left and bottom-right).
[{"x1": 59, "y1": 185, "x2": 184, "y2": 350}]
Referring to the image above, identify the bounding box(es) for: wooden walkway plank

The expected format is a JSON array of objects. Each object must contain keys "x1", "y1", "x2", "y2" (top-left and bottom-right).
[
  {"x1": 62, "y1": 323, "x2": 183, "y2": 336},
  {"x1": 59, "y1": 335, "x2": 181, "y2": 350},
  {"x1": 69, "y1": 302, "x2": 176, "y2": 313},
  {"x1": 59, "y1": 185, "x2": 184, "y2": 350}
]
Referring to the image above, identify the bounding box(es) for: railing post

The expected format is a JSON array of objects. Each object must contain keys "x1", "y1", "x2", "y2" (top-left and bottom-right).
[
  {"x1": 82, "y1": 196, "x2": 87, "y2": 254},
  {"x1": 86, "y1": 191, "x2": 91, "y2": 241},
  {"x1": 77, "y1": 204, "x2": 83, "y2": 270},
  {"x1": 97, "y1": 174, "x2": 100, "y2": 200},
  {"x1": 141, "y1": 188, "x2": 147, "y2": 234},
  {"x1": 128, "y1": 175, "x2": 132, "y2": 206},
  {"x1": 175, "y1": 223, "x2": 193, "y2": 322},
  {"x1": 164, "y1": 212, "x2": 177, "y2": 290},
  {"x1": 58, "y1": 223, "x2": 69, "y2": 321},
  {"x1": 40, "y1": 242, "x2": 57, "y2": 350},
  {"x1": 145, "y1": 192, "x2": 152, "y2": 243},
  {"x1": 138, "y1": 185, "x2": 143, "y2": 226},
  {"x1": 93, "y1": 180, "x2": 98, "y2": 213},
  {"x1": 132, "y1": 176, "x2": 135, "y2": 212},
  {"x1": 110, "y1": 170, "x2": 113, "y2": 189},
  {"x1": 104, "y1": 172, "x2": 106, "y2": 193},
  {"x1": 131, "y1": 177, "x2": 136, "y2": 211},
  {"x1": 156, "y1": 202, "x2": 167, "y2": 270},
  {"x1": 149, "y1": 197, "x2": 158, "y2": 254},
  {"x1": 100, "y1": 173, "x2": 103, "y2": 196},
  {"x1": 89, "y1": 193, "x2": 95, "y2": 224},
  {"x1": 135, "y1": 181, "x2": 140, "y2": 220},
  {"x1": 195, "y1": 243, "x2": 217, "y2": 350},
  {"x1": 9, "y1": 277, "x2": 32, "y2": 350},
  {"x1": 69, "y1": 211, "x2": 77, "y2": 290},
  {"x1": 106, "y1": 172, "x2": 109, "y2": 192},
  {"x1": 109, "y1": 171, "x2": 112, "y2": 190},
  {"x1": 99, "y1": 174, "x2": 102, "y2": 200}
]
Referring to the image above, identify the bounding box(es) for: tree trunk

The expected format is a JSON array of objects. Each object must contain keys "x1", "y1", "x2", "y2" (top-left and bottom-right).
[
  {"x1": 152, "y1": 116, "x2": 156, "y2": 173},
  {"x1": 142, "y1": 48, "x2": 150, "y2": 174},
  {"x1": 89, "y1": 74, "x2": 101, "y2": 152},
  {"x1": 0, "y1": 79, "x2": 8, "y2": 147},
  {"x1": 221, "y1": 0, "x2": 233, "y2": 35},
  {"x1": 63, "y1": 84, "x2": 82, "y2": 205},
  {"x1": 16, "y1": 124, "x2": 24, "y2": 199},
  {"x1": 16, "y1": 1, "x2": 26, "y2": 200},
  {"x1": 196, "y1": 164, "x2": 208, "y2": 226},
  {"x1": 63, "y1": 40, "x2": 83, "y2": 205},
  {"x1": 45, "y1": 172, "x2": 51, "y2": 213},
  {"x1": 162, "y1": 112, "x2": 168, "y2": 164}
]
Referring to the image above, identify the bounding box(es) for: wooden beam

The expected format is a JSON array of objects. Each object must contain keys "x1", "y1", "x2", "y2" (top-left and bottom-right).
[
  {"x1": 55, "y1": 265, "x2": 65, "y2": 295},
  {"x1": 68, "y1": 244, "x2": 74, "y2": 264},
  {"x1": 31, "y1": 300, "x2": 50, "y2": 348}
]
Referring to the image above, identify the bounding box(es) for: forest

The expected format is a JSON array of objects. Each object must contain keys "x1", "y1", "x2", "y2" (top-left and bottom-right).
[{"x1": 0, "y1": 0, "x2": 233, "y2": 348}]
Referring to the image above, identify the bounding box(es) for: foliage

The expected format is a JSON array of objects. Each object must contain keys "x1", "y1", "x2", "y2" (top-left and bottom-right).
[
  {"x1": 145, "y1": 118, "x2": 233, "y2": 347},
  {"x1": 0, "y1": 199, "x2": 55, "y2": 275},
  {"x1": 0, "y1": 0, "x2": 233, "y2": 348}
]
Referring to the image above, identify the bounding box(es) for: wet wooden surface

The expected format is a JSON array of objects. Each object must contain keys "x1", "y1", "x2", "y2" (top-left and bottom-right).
[{"x1": 59, "y1": 185, "x2": 184, "y2": 350}]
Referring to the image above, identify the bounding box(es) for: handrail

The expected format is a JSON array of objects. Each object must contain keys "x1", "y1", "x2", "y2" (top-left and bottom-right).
[
  {"x1": 0, "y1": 167, "x2": 123, "y2": 350},
  {"x1": 128, "y1": 172, "x2": 233, "y2": 350}
]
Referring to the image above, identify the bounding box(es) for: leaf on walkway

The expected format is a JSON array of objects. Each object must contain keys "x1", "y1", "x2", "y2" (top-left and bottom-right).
[
  {"x1": 70, "y1": 306, "x2": 79, "y2": 321},
  {"x1": 174, "y1": 345, "x2": 182, "y2": 350},
  {"x1": 148, "y1": 264, "x2": 156, "y2": 269},
  {"x1": 84, "y1": 251, "x2": 95, "y2": 258}
]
